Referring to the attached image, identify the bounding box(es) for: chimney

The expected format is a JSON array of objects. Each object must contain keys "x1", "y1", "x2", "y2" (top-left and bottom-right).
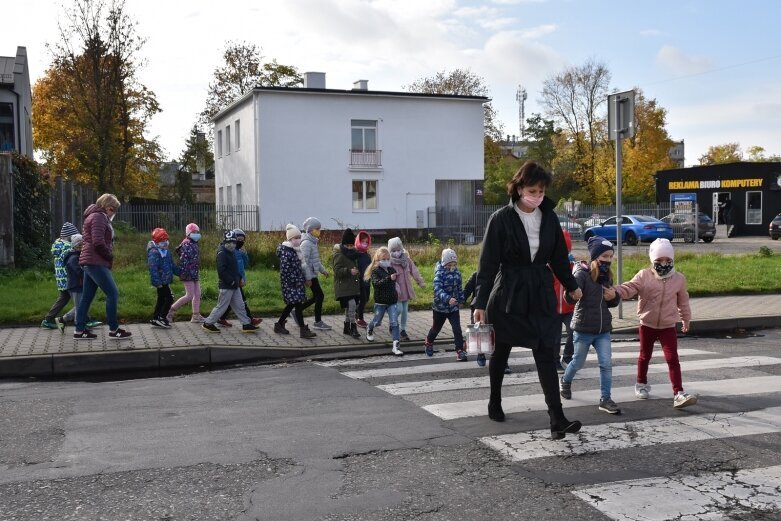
[
  {"x1": 303, "y1": 72, "x2": 326, "y2": 89},
  {"x1": 352, "y1": 79, "x2": 368, "y2": 91}
]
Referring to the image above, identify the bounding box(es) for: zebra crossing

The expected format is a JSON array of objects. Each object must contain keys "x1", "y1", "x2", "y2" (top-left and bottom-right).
[{"x1": 316, "y1": 335, "x2": 781, "y2": 520}]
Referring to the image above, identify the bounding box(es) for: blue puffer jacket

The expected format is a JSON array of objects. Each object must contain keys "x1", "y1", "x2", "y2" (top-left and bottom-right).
[
  {"x1": 432, "y1": 262, "x2": 465, "y2": 313},
  {"x1": 236, "y1": 248, "x2": 249, "y2": 280},
  {"x1": 147, "y1": 242, "x2": 179, "y2": 287},
  {"x1": 52, "y1": 239, "x2": 72, "y2": 290}
]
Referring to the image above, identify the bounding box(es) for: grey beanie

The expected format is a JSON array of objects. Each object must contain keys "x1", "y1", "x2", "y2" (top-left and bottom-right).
[
  {"x1": 441, "y1": 248, "x2": 457, "y2": 265},
  {"x1": 70, "y1": 234, "x2": 84, "y2": 248},
  {"x1": 302, "y1": 217, "x2": 321, "y2": 233},
  {"x1": 388, "y1": 237, "x2": 403, "y2": 252}
]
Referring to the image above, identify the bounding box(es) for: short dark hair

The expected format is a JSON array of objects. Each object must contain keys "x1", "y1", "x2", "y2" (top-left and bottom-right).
[{"x1": 506, "y1": 161, "x2": 553, "y2": 202}]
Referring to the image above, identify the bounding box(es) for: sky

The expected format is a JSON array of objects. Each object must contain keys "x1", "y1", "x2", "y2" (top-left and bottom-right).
[{"x1": 3, "y1": 0, "x2": 781, "y2": 166}]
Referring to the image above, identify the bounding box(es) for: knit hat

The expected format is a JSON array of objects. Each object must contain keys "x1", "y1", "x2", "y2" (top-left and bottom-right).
[
  {"x1": 70, "y1": 234, "x2": 83, "y2": 249},
  {"x1": 441, "y1": 248, "x2": 457, "y2": 265},
  {"x1": 302, "y1": 217, "x2": 321, "y2": 233},
  {"x1": 185, "y1": 223, "x2": 200, "y2": 236},
  {"x1": 388, "y1": 237, "x2": 403, "y2": 252},
  {"x1": 354, "y1": 230, "x2": 372, "y2": 253},
  {"x1": 649, "y1": 238, "x2": 675, "y2": 261},
  {"x1": 60, "y1": 222, "x2": 78, "y2": 239},
  {"x1": 341, "y1": 228, "x2": 356, "y2": 246},
  {"x1": 587, "y1": 236, "x2": 613, "y2": 260},
  {"x1": 285, "y1": 223, "x2": 301, "y2": 240},
  {"x1": 232, "y1": 228, "x2": 246, "y2": 238},
  {"x1": 223, "y1": 230, "x2": 237, "y2": 243},
  {"x1": 151, "y1": 227, "x2": 169, "y2": 243}
]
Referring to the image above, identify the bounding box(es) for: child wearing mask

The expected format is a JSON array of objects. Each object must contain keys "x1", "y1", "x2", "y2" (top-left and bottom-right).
[
  {"x1": 387, "y1": 237, "x2": 425, "y2": 342},
  {"x1": 274, "y1": 224, "x2": 316, "y2": 339},
  {"x1": 364, "y1": 247, "x2": 403, "y2": 356},
  {"x1": 201, "y1": 231, "x2": 259, "y2": 333},
  {"x1": 333, "y1": 229, "x2": 362, "y2": 338},
  {"x1": 354, "y1": 230, "x2": 372, "y2": 328},
  {"x1": 218, "y1": 229, "x2": 262, "y2": 327},
  {"x1": 300, "y1": 217, "x2": 332, "y2": 331},
  {"x1": 613, "y1": 238, "x2": 697, "y2": 409},
  {"x1": 424, "y1": 248, "x2": 466, "y2": 360},
  {"x1": 560, "y1": 236, "x2": 621, "y2": 414},
  {"x1": 147, "y1": 227, "x2": 179, "y2": 328},
  {"x1": 168, "y1": 223, "x2": 204, "y2": 323}
]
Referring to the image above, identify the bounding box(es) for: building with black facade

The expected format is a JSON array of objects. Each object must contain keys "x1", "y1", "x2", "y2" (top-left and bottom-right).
[{"x1": 655, "y1": 162, "x2": 781, "y2": 236}]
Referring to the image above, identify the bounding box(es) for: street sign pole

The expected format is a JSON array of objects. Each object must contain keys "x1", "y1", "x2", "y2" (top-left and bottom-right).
[{"x1": 615, "y1": 111, "x2": 623, "y2": 318}]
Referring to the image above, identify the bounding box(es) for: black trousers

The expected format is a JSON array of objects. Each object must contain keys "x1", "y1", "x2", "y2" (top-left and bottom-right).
[
  {"x1": 154, "y1": 285, "x2": 174, "y2": 320},
  {"x1": 279, "y1": 303, "x2": 304, "y2": 327},
  {"x1": 221, "y1": 287, "x2": 252, "y2": 320},
  {"x1": 489, "y1": 340, "x2": 563, "y2": 415},
  {"x1": 356, "y1": 281, "x2": 370, "y2": 320},
  {"x1": 302, "y1": 278, "x2": 324, "y2": 322},
  {"x1": 45, "y1": 290, "x2": 71, "y2": 322}
]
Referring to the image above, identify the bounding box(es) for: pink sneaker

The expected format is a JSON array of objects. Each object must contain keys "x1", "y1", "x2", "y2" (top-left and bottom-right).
[{"x1": 190, "y1": 314, "x2": 206, "y2": 323}]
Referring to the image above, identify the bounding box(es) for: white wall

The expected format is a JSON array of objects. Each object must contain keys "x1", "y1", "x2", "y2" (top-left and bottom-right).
[
  {"x1": 214, "y1": 99, "x2": 256, "y2": 212},
  {"x1": 254, "y1": 91, "x2": 484, "y2": 231}
]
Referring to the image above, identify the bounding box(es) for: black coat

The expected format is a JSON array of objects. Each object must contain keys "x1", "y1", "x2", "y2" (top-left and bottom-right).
[
  {"x1": 370, "y1": 266, "x2": 398, "y2": 305},
  {"x1": 216, "y1": 245, "x2": 241, "y2": 290},
  {"x1": 567, "y1": 262, "x2": 620, "y2": 334},
  {"x1": 474, "y1": 198, "x2": 578, "y2": 349}
]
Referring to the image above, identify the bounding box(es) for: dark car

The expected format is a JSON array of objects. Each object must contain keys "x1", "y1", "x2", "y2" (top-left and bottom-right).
[
  {"x1": 583, "y1": 215, "x2": 673, "y2": 246},
  {"x1": 661, "y1": 212, "x2": 716, "y2": 243},
  {"x1": 770, "y1": 213, "x2": 781, "y2": 240}
]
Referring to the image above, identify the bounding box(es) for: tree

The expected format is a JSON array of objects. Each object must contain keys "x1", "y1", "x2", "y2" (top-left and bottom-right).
[
  {"x1": 698, "y1": 143, "x2": 743, "y2": 165},
  {"x1": 171, "y1": 124, "x2": 215, "y2": 203},
  {"x1": 745, "y1": 145, "x2": 781, "y2": 162},
  {"x1": 32, "y1": 0, "x2": 161, "y2": 197},
  {"x1": 200, "y1": 41, "x2": 303, "y2": 127},
  {"x1": 404, "y1": 69, "x2": 503, "y2": 141},
  {"x1": 523, "y1": 114, "x2": 559, "y2": 171}
]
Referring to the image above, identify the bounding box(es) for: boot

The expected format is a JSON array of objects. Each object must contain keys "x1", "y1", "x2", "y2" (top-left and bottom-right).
[
  {"x1": 300, "y1": 325, "x2": 316, "y2": 339},
  {"x1": 274, "y1": 320, "x2": 289, "y2": 335},
  {"x1": 343, "y1": 321, "x2": 351, "y2": 335},
  {"x1": 488, "y1": 400, "x2": 505, "y2": 422},
  {"x1": 391, "y1": 340, "x2": 403, "y2": 356},
  {"x1": 350, "y1": 322, "x2": 361, "y2": 339},
  {"x1": 548, "y1": 406, "x2": 582, "y2": 440}
]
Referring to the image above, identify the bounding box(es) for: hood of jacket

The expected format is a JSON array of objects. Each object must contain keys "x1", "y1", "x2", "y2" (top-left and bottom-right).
[{"x1": 83, "y1": 203, "x2": 106, "y2": 219}]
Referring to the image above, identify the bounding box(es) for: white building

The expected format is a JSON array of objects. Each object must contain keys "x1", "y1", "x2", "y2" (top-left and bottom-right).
[
  {"x1": 0, "y1": 46, "x2": 33, "y2": 156},
  {"x1": 212, "y1": 72, "x2": 486, "y2": 231}
]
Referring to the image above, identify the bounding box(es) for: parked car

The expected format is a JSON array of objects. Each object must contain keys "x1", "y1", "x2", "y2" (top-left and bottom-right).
[
  {"x1": 770, "y1": 213, "x2": 781, "y2": 240},
  {"x1": 558, "y1": 215, "x2": 583, "y2": 239},
  {"x1": 660, "y1": 212, "x2": 716, "y2": 243},
  {"x1": 583, "y1": 215, "x2": 673, "y2": 246}
]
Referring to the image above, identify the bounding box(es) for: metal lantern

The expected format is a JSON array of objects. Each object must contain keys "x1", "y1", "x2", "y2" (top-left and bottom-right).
[{"x1": 466, "y1": 322, "x2": 495, "y2": 355}]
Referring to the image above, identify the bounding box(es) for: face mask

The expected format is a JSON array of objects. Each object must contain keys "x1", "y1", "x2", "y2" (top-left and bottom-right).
[
  {"x1": 449, "y1": 265, "x2": 458, "y2": 271},
  {"x1": 236, "y1": 240, "x2": 245, "y2": 250},
  {"x1": 598, "y1": 260, "x2": 611, "y2": 273},
  {"x1": 310, "y1": 229, "x2": 321, "y2": 238},
  {"x1": 224, "y1": 242, "x2": 236, "y2": 252},
  {"x1": 290, "y1": 238, "x2": 301, "y2": 248},
  {"x1": 567, "y1": 253, "x2": 575, "y2": 263},
  {"x1": 109, "y1": 213, "x2": 116, "y2": 222},
  {"x1": 189, "y1": 233, "x2": 201, "y2": 242},
  {"x1": 521, "y1": 193, "x2": 544, "y2": 208},
  {"x1": 158, "y1": 240, "x2": 169, "y2": 249},
  {"x1": 391, "y1": 251, "x2": 403, "y2": 259},
  {"x1": 379, "y1": 260, "x2": 391, "y2": 268},
  {"x1": 653, "y1": 261, "x2": 674, "y2": 276}
]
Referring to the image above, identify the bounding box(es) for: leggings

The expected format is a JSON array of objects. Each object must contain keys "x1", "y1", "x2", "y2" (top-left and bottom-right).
[
  {"x1": 343, "y1": 298, "x2": 358, "y2": 322},
  {"x1": 489, "y1": 340, "x2": 562, "y2": 413},
  {"x1": 356, "y1": 281, "x2": 369, "y2": 320},
  {"x1": 302, "y1": 278, "x2": 324, "y2": 322},
  {"x1": 279, "y1": 303, "x2": 304, "y2": 328},
  {"x1": 171, "y1": 280, "x2": 201, "y2": 315},
  {"x1": 638, "y1": 325, "x2": 683, "y2": 395}
]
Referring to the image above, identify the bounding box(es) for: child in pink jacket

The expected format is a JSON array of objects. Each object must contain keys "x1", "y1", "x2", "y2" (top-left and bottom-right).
[{"x1": 614, "y1": 238, "x2": 697, "y2": 409}]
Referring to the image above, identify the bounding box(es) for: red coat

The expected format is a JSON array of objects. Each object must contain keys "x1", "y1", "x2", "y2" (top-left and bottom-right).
[
  {"x1": 552, "y1": 229, "x2": 575, "y2": 315},
  {"x1": 79, "y1": 204, "x2": 114, "y2": 268}
]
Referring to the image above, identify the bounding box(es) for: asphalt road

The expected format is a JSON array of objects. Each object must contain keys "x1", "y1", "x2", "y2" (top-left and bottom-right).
[{"x1": 1, "y1": 329, "x2": 780, "y2": 520}]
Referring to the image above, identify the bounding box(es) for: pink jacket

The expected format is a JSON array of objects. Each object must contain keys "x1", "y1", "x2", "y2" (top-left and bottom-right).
[
  {"x1": 614, "y1": 268, "x2": 691, "y2": 329},
  {"x1": 389, "y1": 253, "x2": 425, "y2": 302}
]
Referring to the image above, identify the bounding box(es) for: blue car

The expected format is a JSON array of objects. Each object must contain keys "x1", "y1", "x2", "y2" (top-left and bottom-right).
[{"x1": 583, "y1": 215, "x2": 673, "y2": 246}]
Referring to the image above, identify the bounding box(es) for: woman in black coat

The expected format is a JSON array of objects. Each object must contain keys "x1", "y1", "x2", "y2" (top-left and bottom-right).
[{"x1": 473, "y1": 161, "x2": 584, "y2": 439}]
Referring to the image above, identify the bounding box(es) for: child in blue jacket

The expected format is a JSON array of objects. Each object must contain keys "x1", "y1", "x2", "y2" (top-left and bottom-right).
[
  {"x1": 424, "y1": 249, "x2": 466, "y2": 360},
  {"x1": 147, "y1": 227, "x2": 179, "y2": 328}
]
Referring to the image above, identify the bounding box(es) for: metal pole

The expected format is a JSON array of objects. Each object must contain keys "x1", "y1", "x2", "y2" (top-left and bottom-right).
[{"x1": 615, "y1": 97, "x2": 623, "y2": 319}]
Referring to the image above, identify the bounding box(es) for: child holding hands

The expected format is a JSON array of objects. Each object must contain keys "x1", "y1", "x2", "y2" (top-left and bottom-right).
[
  {"x1": 424, "y1": 248, "x2": 466, "y2": 360},
  {"x1": 364, "y1": 247, "x2": 403, "y2": 356}
]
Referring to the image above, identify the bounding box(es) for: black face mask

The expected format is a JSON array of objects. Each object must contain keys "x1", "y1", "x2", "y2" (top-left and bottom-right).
[
  {"x1": 598, "y1": 261, "x2": 611, "y2": 273},
  {"x1": 653, "y1": 261, "x2": 673, "y2": 276},
  {"x1": 236, "y1": 240, "x2": 245, "y2": 250}
]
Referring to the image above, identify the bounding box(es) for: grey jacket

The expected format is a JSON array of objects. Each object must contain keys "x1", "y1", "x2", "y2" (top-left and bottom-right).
[
  {"x1": 300, "y1": 233, "x2": 326, "y2": 280},
  {"x1": 566, "y1": 261, "x2": 620, "y2": 334}
]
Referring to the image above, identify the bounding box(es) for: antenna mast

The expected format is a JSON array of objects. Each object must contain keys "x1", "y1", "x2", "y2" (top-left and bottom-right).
[{"x1": 516, "y1": 85, "x2": 527, "y2": 140}]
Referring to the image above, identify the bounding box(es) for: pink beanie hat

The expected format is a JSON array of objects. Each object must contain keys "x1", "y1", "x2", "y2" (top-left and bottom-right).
[{"x1": 185, "y1": 223, "x2": 200, "y2": 236}]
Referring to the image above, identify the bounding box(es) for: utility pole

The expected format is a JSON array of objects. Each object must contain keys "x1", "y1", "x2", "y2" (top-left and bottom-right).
[{"x1": 516, "y1": 85, "x2": 527, "y2": 140}]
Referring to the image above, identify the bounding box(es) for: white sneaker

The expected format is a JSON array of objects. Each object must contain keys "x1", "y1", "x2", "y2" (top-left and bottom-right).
[
  {"x1": 635, "y1": 383, "x2": 650, "y2": 399},
  {"x1": 391, "y1": 341, "x2": 403, "y2": 356},
  {"x1": 673, "y1": 391, "x2": 698, "y2": 409},
  {"x1": 190, "y1": 314, "x2": 206, "y2": 323},
  {"x1": 366, "y1": 327, "x2": 375, "y2": 342}
]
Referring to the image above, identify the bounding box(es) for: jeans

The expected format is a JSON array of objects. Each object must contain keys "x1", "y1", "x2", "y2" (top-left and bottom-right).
[
  {"x1": 562, "y1": 331, "x2": 613, "y2": 401},
  {"x1": 368, "y1": 303, "x2": 400, "y2": 341},
  {"x1": 397, "y1": 300, "x2": 410, "y2": 331},
  {"x1": 77, "y1": 265, "x2": 119, "y2": 331}
]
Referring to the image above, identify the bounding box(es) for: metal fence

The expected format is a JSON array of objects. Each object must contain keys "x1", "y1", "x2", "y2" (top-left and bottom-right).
[
  {"x1": 48, "y1": 177, "x2": 98, "y2": 238},
  {"x1": 116, "y1": 203, "x2": 259, "y2": 233},
  {"x1": 431, "y1": 202, "x2": 705, "y2": 244}
]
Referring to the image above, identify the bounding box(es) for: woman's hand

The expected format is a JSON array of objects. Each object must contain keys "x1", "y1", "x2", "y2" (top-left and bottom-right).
[
  {"x1": 569, "y1": 288, "x2": 583, "y2": 301},
  {"x1": 473, "y1": 309, "x2": 485, "y2": 323}
]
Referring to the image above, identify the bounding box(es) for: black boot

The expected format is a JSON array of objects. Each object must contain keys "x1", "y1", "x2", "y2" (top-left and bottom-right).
[
  {"x1": 343, "y1": 321, "x2": 351, "y2": 335},
  {"x1": 350, "y1": 322, "x2": 361, "y2": 339},
  {"x1": 300, "y1": 325, "x2": 316, "y2": 339},
  {"x1": 548, "y1": 406, "x2": 582, "y2": 440},
  {"x1": 488, "y1": 401, "x2": 505, "y2": 422}
]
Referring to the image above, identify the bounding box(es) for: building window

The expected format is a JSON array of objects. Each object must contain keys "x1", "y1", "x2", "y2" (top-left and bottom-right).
[
  {"x1": 219, "y1": 186, "x2": 224, "y2": 205},
  {"x1": 350, "y1": 119, "x2": 381, "y2": 167},
  {"x1": 225, "y1": 125, "x2": 231, "y2": 155},
  {"x1": 235, "y1": 120, "x2": 240, "y2": 150},
  {"x1": 217, "y1": 130, "x2": 223, "y2": 157},
  {"x1": 226, "y1": 185, "x2": 233, "y2": 206},
  {"x1": 236, "y1": 183, "x2": 242, "y2": 205},
  {"x1": 352, "y1": 180, "x2": 378, "y2": 211},
  {"x1": 746, "y1": 191, "x2": 762, "y2": 225}
]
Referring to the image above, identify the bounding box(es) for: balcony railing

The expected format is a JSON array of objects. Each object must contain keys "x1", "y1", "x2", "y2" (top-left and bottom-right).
[
  {"x1": 349, "y1": 149, "x2": 382, "y2": 168},
  {"x1": 0, "y1": 73, "x2": 14, "y2": 85}
]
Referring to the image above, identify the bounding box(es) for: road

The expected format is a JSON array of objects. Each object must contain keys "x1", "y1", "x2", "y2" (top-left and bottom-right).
[{"x1": 1, "y1": 329, "x2": 781, "y2": 520}]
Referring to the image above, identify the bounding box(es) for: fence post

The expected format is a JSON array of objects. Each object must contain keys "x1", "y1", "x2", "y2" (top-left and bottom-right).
[{"x1": 0, "y1": 153, "x2": 14, "y2": 266}]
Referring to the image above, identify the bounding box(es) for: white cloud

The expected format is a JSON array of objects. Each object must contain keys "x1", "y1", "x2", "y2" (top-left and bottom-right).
[
  {"x1": 491, "y1": 0, "x2": 547, "y2": 4},
  {"x1": 655, "y1": 45, "x2": 713, "y2": 76}
]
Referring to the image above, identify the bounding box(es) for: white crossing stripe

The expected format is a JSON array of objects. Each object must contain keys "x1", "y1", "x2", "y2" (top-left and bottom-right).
[
  {"x1": 572, "y1": 465, "x2": 781, "y2": 521},
  {"x1": 423, "y1": 372, "x2": 781, "y2": 420},
  {"x1": 315, "y1": 347, "x2": 533, "y2": 367},
  {"x1": 379, "y1": 351, "x2": 750, "y2": 396},
  {"x1": 341, "y1": 349, "x2": 712, "y2": 379},
  {"x1": 482, "y1": 405, "x2": 781, "y2": 462}
]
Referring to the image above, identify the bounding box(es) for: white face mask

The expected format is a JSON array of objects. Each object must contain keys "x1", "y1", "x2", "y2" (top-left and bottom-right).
[
  {"x1": 290, "y1": 238, "x2": 302, "y2": 248},
  {"x1": 379, "y1": 260, "x2": 391, "y2": 268}
]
